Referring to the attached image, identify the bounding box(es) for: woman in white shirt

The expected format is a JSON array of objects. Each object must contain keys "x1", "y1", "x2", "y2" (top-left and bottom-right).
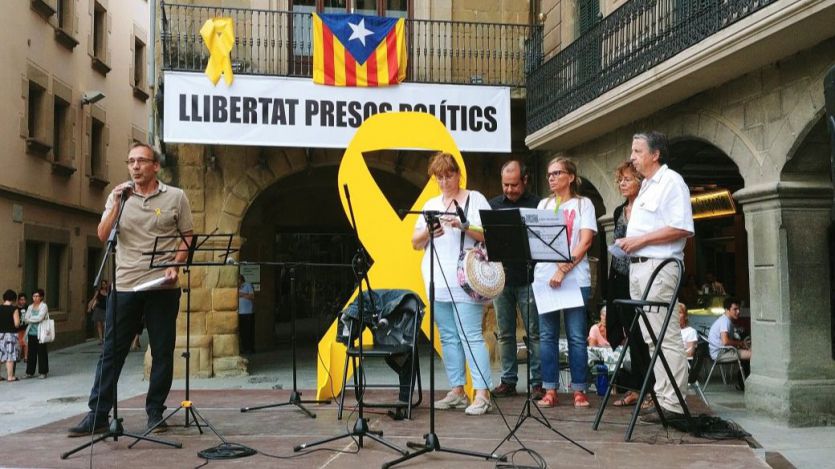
[
  {"x1": 412, "y1": 152, "x2": 493, "y2": 415},
  {"x1": 534, "y1": 157, "x2": 597, "y2": 408}
]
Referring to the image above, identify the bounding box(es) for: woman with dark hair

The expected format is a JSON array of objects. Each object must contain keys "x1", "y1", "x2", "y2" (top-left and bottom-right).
[
  {"x1": 412, "y1": 152, "x2": 493, "y2": 415},
  {"x1": 87, "y1": 280, "x2": 110, "y2": 345},
  {"x1": 607, "y1": 160, "x2": 652, "y2": 407},
  {"x1": 24, "y1": 288, "x2": 49, "y2": 378},
  {"x1": 534, "y1": 156, "x2": 597, "y2": 408},
  {"x1": 0, "y1": 289, "x2": 21, "y2": 381}
]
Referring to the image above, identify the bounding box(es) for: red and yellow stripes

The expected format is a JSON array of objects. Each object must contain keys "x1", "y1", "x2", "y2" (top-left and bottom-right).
[{"x1": 313, "y1": 14, "x2": 406, "y2": 87}]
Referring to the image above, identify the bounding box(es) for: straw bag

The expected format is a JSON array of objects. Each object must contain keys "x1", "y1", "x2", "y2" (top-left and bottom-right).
[{"x1": 455, "y1": 196, "x2": 505, "y2": 303}]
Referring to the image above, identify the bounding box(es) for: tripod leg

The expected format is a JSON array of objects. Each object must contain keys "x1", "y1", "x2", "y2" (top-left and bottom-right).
[
  {"x1": 187, "y1": 407, "x2": 205, "y2": 434},
  {"x1": 61, "y1": 432, "x2": 114, "y2": 459}
]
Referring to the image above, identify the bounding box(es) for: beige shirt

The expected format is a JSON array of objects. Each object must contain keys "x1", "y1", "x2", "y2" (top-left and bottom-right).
[{"x1": 103, "y1": 181, "x2": 194, "y2": 290}]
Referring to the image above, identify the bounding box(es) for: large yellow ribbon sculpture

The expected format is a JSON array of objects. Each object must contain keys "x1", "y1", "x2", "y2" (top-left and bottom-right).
[
  {"x1": 200, "y1": 17, "x2": 235, "y2": 86},
  {"x1": 316, "y1": 112, "x2": 475, "y2": 401}
]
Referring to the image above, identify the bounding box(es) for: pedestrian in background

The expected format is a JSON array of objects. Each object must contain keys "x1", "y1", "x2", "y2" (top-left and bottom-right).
[{"x1": 24, "y1": 289, "x2": 49, "y2": 379}]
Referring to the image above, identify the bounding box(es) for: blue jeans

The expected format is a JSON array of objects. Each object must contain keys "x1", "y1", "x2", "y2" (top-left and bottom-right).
[
  {"x1": 493, "y1": 285, "x2": 540, "y2": 386},
  {"x1": 434, "y1": 301, "x2": 492, "y2": 390},
  {"x1": 539, "y1": 287, "x2": 590, "y2": 391}
]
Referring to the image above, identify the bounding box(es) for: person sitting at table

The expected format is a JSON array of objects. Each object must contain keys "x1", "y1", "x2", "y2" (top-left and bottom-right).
[
  {"x1": 708, "y1": 297, "x2": 751, "y2": 389},
  {"x1": 679, "y1": 303, "x2": 697, "y2": 358},
  {"x1": 588, "y1": 306, "x2": 610, "y2": 348}
]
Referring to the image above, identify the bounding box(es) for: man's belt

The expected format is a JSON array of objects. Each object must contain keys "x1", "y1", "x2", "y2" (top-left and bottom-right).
[{"x1": 629, "y1": 256, "x2": 650, "y2": 264}]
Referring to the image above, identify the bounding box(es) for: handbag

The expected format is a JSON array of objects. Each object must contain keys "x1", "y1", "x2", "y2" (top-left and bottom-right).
[
  {"x1": 37, "y1": 312, "x2": 55, "y2": 343},
  {"x1": 455, "y1": 195, "x2": 505, "y2": 303}
]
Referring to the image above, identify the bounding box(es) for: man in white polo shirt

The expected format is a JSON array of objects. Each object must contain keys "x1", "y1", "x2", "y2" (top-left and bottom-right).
[{"x1": 616, "y1": 131, "x2": 694, "y2": 422}]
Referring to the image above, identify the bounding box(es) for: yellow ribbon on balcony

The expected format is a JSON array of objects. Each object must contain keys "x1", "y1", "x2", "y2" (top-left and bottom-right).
[{"x1": 200, "y1": 17, "x2": 235, "y2": 86}]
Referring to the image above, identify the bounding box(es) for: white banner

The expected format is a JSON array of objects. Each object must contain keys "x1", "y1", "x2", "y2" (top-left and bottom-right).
[{"x1": 163, "y1": 71, "x2": 510, "y2": 152}]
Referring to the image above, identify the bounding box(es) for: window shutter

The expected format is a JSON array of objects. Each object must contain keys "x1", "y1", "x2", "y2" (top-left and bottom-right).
[
  {"x1": 129, "y1": 34, "x2": 135, "y2": 87},
  {"x1": 102, "y1": 123, "x2": 110, "y2": 175},
  {"x1": 68, "y1": 104, "x2": 77, "y2": 161},
  {"x1": 20, "y1": 77, "x2": 29, "y2": 138},
  {"x1": 578, "y1": 0, "x2": 600, "y2": 35},
  {"x1": 105, "y1": 12, "x2": 112, "y2": 67},
  {"x1": 84, "y1": 113, "x2": 92, "y2": 176},
  {"x1": 87, "y1": 0, "x2": 94, "y2": 57},
  {"x1": 45, "y1": 91, "x2": 55, "y2": 154}
]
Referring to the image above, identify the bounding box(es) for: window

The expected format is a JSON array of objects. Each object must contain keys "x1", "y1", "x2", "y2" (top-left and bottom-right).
[
  {"x1": 132, "y1": 30, "x2": 149, "y2": 101},
  {"x1": 51, "y1": 78, "x2": 75, "y2": 175},
  {"x1": 22, "y1": 225, "x2": 70, "y2": 312},
  {"x1": 90, "y1": 117, "x2": 104, "y2": 177},
  {"x1": 26, "y1": 79, "x2": 52, "y2": 156},
  {"x1": 54, "y1": 0, "x2": 79, "y2": 49},
  {"x1": 31, "y1": 0, "x2": 57, "y2": 19},
  {"x1": 90, "y1": 1, "x2": 110, "y2": 74},
  {"x1": 292, "y1": 0, "x2": 410, "y2": 16},
  {"x1": 53, "y1": 97, "x2": 69, "y2": 162}
]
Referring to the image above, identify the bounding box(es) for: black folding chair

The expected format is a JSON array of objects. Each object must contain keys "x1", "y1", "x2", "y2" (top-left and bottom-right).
[
  {"x1": 338, "y1": 296, "x2": 423, "y2": 420},
  {"x1": 593, "y1": 257, "x2": 692, "y2": 441}
]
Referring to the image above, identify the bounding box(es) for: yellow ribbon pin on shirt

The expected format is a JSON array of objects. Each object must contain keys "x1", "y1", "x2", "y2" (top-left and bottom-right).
[
  {"x1": 200, "y1": 17, "x2": 235, "y2": 86},
  {"x1": 155, "y1": 208, "x2": 161, "y2": 217}
]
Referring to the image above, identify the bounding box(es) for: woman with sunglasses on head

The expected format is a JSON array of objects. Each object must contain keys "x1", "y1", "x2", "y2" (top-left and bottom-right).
[{"x1": 534, "y1": 157, "x2": 597, "y2": 408}]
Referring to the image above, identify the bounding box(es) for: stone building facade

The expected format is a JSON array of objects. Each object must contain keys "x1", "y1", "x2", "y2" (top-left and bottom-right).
[
  {"x1": 528, "y1": 0, "x2": 835, "y2": 425},
  {"x1": 1, "y1": 0, "x2": 151, "y2": 348}
]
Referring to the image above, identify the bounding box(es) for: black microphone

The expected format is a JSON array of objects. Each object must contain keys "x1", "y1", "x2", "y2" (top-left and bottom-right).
[
  {"x1": 453, "y1": 199, "x2": 467, "y2": 225},
  {"x1": 123, "y1": 181, "x2": 135, "y2": 199}
]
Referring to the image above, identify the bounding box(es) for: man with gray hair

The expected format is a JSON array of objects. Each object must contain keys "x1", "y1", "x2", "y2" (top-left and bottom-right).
[
  {"x1": 616, "y1": 131, "x2": 693, "y2": 422},
  {"x1": 488, "y1": 160, "x2": 543, "y2": 399},
  {"x1": 69, "y1": 143, "x2": 194, "y2": 436}
]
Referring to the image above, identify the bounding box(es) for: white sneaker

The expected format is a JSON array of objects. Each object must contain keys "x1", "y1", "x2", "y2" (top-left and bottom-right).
[
  {"x1": 464, "y1": 395, "x2": 492, "y2": 415},
  {"x1": 434, "y1": 391, "x2": 468, "y2": 409}
]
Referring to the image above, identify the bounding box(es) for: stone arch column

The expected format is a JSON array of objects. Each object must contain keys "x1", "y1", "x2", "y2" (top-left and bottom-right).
[{"x1": 192, "y1": 148, "x2": 429, "y2": 376}]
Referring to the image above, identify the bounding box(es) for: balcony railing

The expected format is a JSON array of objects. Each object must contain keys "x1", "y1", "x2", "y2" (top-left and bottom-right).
[
  {"x1": 161, "y1": 2, "x2": 541, "y2": 88},
  {"x1": 527, "y1": 0, "x2": 777, "y2": 134}
]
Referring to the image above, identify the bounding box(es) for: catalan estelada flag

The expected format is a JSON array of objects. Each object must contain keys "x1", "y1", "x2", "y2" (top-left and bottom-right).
[{"x1": 313, "y1": 13, "x2": 407, "y2": 86}]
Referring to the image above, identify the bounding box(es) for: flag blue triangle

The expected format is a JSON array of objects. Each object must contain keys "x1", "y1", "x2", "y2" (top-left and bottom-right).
[{"x1": 319, "y1": 13, "x2": 398, "y2": 65}]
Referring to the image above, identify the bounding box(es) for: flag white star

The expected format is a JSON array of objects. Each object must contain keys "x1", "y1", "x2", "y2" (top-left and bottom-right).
[{"x1": 348, "y1": 18, "x2": 374, "y2": 47}]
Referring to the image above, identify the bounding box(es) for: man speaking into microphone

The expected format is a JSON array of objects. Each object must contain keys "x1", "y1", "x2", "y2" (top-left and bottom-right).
[{"x1": 69, "y1": 143, "x2": 193, "y2": 436}]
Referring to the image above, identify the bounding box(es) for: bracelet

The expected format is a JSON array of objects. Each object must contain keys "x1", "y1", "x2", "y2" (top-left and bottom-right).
[{"x1": 461, "y1": 221, "x2": 470, "y2": 231}]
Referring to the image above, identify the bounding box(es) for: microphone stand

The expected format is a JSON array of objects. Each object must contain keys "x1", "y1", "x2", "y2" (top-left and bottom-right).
[
  {"x1": 240, "y1": 261, "x2": 335, "y2": 417},
  {"x1": 62, "y1": 188, "x2": 181, "y2": 460},
  {"x1": 383, "y1": 209, "x2": 505, "y2": 469},
  {"x1": 294, "y1": 185, "x2": 407, "y2": 456}
]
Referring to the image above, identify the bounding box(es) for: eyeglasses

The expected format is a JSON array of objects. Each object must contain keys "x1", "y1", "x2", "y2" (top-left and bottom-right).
[
  {"x1": 617, "y1": 177, "x2": 636, "y2": 184},
  {"x1": 435, "y1": 173, "x2": 458, "y2": 182},
  {"x1": 547, "y1": 170, "x2": 568, "y2": 178},
  {"x1": 125, "y1": 158, "x2": 155, "y2": 166}
]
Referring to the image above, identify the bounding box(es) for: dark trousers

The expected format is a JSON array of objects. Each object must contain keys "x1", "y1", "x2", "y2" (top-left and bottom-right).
[
  {"x1": 238, "y1": 314, "x2": 254, "y2": 353},
  {"x1": 87, "y1": 289, "x2": 180, "y2": 418},
  {"x1": 26, "y1": 334, "x2": 49, "y2": 375},
  {"x1": 608, "y1": 271, "x2": 653, "y2": 392}
]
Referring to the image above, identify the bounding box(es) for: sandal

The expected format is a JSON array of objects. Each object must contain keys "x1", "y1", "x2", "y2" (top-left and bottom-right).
[
  {"x1": 536, "y1": 389, "x2": 559, "y2": 408},
  {"x1": 641, "y1": 398, "x2": 654, "y2": 410},
  {"x1": 613, "y1": 391, "x2": 639, "y2": 407},
  {"x1": 574, "y1": 391, "x2": 590, "y2": 408},
  {"x1": 7, "y1": 377, "x2": 18, "y2": 382}
]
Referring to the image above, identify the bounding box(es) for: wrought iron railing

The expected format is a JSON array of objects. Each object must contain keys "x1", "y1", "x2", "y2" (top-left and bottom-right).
[
  {"x1": 527, "y1": 0, "x2": 777, "y2": 134},
  {"x1": 161, "y1": 1, "x2": 541, "y2": 88}
]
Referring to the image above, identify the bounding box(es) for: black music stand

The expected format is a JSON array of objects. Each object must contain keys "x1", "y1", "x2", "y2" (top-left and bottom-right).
[
  {"x1": 131, "y1": 232, "x2": 236, "y2": 445},
  {"x1": 592, "y1": 257, "x2": 692, "y2": 441},
  {"x1": 239, "y1": 262, "x2": 332, "y2": 417},
  {"x1": 62, "y1": 191, "x2": 182, "y2": 460},
  {"x1": 480, "y1": 209, "x2": 593, "y2": 456},
  {"x1": 294, "y1": 185, "x2": 407, "y2": 456},
  {"x1": 383, "y1": 209, "x2": 505, "y2": 469}
]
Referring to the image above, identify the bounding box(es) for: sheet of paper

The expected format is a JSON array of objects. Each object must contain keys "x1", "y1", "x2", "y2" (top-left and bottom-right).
[
  {"x1": 531, "y1": 263, "x2": 585, "y2": 313},
  {"x1": 608, "y1": 243, "x2": 628, "y2": 258},
  {"x1": 519, "y1": 208, "x2": 570, "y2": 262},
  {"x1": 132, "y1": 276, "x2": 168, "y2": 292}
]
